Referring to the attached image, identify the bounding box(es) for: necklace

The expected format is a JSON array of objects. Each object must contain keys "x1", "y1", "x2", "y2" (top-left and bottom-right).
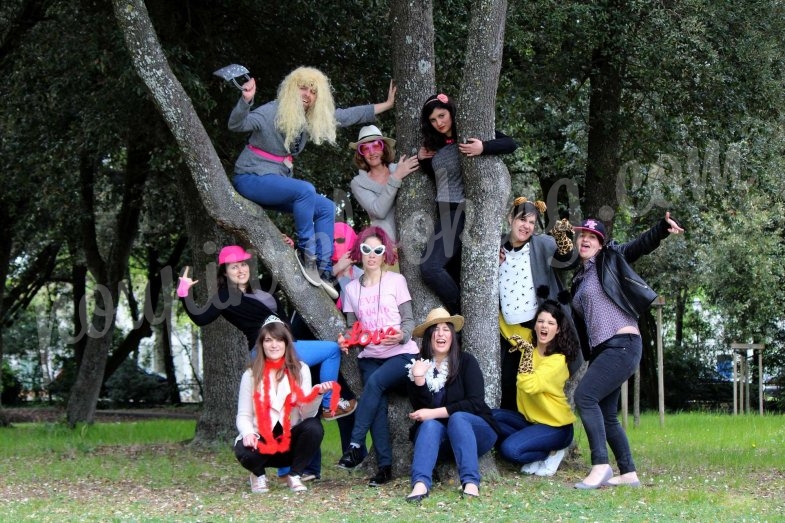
[{"x1": 406, "y1": 358, "x2": 449, "y2": 392}]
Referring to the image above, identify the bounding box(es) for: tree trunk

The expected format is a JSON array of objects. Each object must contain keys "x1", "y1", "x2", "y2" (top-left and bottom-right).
[
  {"x1": 161, "y1": 311, "x2": 181, "y2": 405},
  {"x1": 364, "y1": 0, "x2": 439, "y2": 478},
  {"x1": 584, "y1": 46, "x2": 623, "y2": 227},
  {"x1": 390, "y1": 0, "x2": 439, "y2": 320},
  {"x1": 0, "y1": 209, "x2": 12, "y2": 415},
  {"x1": 177, "y1": 166, "x2": 248, "y2": 444},
  {"x1": 66, "y1": 301, "x2": 118, "y2": 424},
  {"x1": 66, "y1": 135, "x2": 147, "y2": 426},
  {"x1": 457, "y1": 0, "x2": 509, "y2": 411}
]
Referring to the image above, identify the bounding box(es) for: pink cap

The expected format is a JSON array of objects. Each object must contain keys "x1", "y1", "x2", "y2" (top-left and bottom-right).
[
  {"x1": 332, "y1": 222, "x2": 358, "y2": 262},
  {"x1": 218, "y1": 245, "x2": 252, "y2": 265}
]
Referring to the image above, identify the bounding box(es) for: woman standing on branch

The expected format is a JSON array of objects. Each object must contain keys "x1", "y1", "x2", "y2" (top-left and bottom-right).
[
  {"x1": 349, "y1": 125, "x2": 419, "y2": 241},
  {"x1": 571, "y1": 213, "x2": 684, "y2": 489},
  {"x1": 228, "y1": 67, "x2": 395, "y2": 298},
  {"x1": 417, "y1": 93, "x2": 518, "y2": 314},
  {"x1": 234, "y1": 317, "x2": 336, "y2": 494}
]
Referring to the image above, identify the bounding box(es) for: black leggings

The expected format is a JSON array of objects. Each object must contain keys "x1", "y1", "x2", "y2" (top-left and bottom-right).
[{"x1": 233, "y1": 416, "x2": 324, "y2": 476}]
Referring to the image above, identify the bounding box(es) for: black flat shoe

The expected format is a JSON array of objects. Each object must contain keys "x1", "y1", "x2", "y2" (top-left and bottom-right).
[
  {"x1": 405, "y1": 492, "x2": 429, "y2": 503},
  {"x1": 337, "y1": 446, "x2": 364, "y2": 470}
]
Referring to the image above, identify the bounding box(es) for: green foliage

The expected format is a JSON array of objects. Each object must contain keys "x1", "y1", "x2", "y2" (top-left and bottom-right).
[{"x1": 1, "y1": 361, "x2": 23, "y2": 405}]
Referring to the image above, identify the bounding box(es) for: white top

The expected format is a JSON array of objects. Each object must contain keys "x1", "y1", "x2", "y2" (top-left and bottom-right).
[
  {"x1": 235, "y1": 364, "x2": 321, "y2": 440},
  {"x1": 500, "y1": 243, "x2": 538, "y2": 324}
]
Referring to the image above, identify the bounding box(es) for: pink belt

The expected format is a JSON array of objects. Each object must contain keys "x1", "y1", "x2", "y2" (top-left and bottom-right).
[{"x1": 247, "y1": 144, "x2": 293, "y2": 166}]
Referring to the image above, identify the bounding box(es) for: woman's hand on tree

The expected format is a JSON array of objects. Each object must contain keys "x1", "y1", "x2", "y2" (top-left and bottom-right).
[{"x1": 393, "y1": 154, "x2": 420, "y2": 180}]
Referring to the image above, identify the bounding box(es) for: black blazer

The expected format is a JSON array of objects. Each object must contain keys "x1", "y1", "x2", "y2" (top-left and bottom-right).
[{"x1": 408, "y1": 352, "x2": 501, "y2": 441}]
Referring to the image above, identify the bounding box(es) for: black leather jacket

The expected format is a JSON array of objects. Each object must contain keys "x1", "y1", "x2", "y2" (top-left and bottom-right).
[{"x1": 571, "y1": 219, "x2": 670, "y2": 354}]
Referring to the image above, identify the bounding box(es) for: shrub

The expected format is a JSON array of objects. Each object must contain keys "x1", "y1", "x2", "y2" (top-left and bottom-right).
[
  {"x1": 104, "y1": 358, "x2": 170, "y2": 406},
  {"x1": 1, "y1": 361, "x2": 24, "y2": 405}
]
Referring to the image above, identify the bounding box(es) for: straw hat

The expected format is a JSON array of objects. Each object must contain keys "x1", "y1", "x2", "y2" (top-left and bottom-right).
[
  {"x1": 349, "y1": 125, "x2": 396, "y2": 151},
  {"x1": 412, "y1": 307, "x2": 464, "y2": 338}
]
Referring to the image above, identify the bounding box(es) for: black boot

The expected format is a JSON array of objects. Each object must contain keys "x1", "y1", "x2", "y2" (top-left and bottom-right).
[
  {"x1": 337, "y1": 445, "x2": 364, "y2": 470},
  {"x1": 368, "y1": 466, "x2": 392, "y2": 487}
]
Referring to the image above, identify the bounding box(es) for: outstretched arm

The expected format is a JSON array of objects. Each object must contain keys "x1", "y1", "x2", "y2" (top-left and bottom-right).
[{"x1": 373, "y1": 79, "x2": 396, "y2": 115}]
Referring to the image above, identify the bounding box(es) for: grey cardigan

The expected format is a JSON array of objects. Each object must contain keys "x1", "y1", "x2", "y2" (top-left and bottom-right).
[
  {"x1": 229, "y1": 98, "x2": 375, "y2": 177},
  {"x1": 350, "y1": 163, "x2": 403, "y2": 240}
]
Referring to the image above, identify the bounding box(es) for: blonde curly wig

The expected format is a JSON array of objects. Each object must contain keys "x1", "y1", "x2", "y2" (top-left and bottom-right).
[{"x1": 275, "y1": 67, "x2": 337, "y2": 151}]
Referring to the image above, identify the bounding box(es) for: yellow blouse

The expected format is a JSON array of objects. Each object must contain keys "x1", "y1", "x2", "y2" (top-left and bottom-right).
[{"x1": 516, "y1": 350, "x2": 576, "y2": 427}]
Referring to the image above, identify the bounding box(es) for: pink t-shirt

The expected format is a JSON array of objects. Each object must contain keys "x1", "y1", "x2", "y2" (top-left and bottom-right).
[{"x1": 343, "y1": 271, "x2": 419, "y2": 359}]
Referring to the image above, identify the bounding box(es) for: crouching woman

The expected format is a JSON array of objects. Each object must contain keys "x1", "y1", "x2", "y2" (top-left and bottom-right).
[{"x1": 234, "y1": 317, "x2": 336, "y2": 494}]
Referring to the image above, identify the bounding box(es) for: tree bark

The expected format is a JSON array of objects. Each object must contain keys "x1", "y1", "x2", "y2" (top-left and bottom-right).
[
  {"x1": 66, "y1": 137, "x2": 148, "y2": 426},
  {"x1": 457, "y1": 0, "x2": 509, "y2": 411},
  {"x1": 177, "y1": 166, "x2": 249, "y2": 444},
  {"x1": 584, "y1": 46, "x2": 623, "y2": 227},
  {"x1": 390, "y1": 0, "x2": 439, "y2": 321}
]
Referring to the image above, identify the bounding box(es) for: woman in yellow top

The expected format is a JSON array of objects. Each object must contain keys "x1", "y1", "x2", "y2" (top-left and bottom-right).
[{"x1": 492, "y1": 300, "x2": 580, "y2": 476}]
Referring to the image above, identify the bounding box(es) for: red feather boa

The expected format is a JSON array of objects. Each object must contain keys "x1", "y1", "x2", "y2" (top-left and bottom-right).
[{"x1": 252, "y1": 359, "x2": 340, "y2": 454}]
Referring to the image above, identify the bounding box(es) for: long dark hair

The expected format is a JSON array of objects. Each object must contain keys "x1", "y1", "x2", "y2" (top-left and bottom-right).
[
  {"x1": 420, "y1": 93, "x2": 458, "y2": 151},
  {"x1": 535, "y1": 300, "x2": 579, "y2": 362},
  {"x1": 420, "y1": 322, "x2": 461, "y2": 383}
]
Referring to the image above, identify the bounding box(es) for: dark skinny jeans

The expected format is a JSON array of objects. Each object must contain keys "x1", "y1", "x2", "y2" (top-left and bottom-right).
[{"x1": 574, "y1": 333, "x2": 641, "y2": 474}]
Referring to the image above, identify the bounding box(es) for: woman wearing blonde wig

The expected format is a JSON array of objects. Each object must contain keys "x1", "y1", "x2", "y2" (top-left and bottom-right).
[{"x1": 229, "y1": 67, "x2": 396, "y2": 298}]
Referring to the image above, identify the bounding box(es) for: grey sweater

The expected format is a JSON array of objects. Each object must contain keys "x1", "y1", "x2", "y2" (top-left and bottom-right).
[{"x1": 229, "y1": 98, "x2": 376, "y2": 177}]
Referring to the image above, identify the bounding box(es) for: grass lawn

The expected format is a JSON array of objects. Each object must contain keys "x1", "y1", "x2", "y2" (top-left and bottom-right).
[{"x1": 1, "y1": 412, "x2": 783, "y2": 522}]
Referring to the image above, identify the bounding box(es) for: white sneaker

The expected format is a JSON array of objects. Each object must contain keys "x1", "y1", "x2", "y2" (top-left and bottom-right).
[
  {"x1": 535, "y1": 448, "x2": 566, "y2": 477},
  {"x1": 521, "y1": 461, "x2": 543, "y2": 475},
  {"x1": 250, "y1": 473, "x2": 269, "y2": 493},
  {"x1": 287, "y1": 474, "x2": 308, "y2": 492}
]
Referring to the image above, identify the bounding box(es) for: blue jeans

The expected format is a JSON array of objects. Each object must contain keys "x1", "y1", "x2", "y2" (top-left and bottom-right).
[
  {"x1": 574, "y1": 333, "x2": 642, "y2": 474},
  {"x1": 350, "y1": 354, "x2": 411, "y2": 467},
  {"x1": 293, "y1": 340, "x2": 341, "y2": 408},
  {"x1": 233, "y1": 173, "x2": 335, "y2": 273},
  {"x1": 492, "y1": 408, "x2": 573, "y2": 465},
  {"x1": 410, "y1": 412, "x2": 497, "y2": 490},
  {"x1": 250, "y1": 340, "x2": 340, "y2": 409},
  {"x1": 420, "y1": 202, "x2": 465, "y2": 314}
]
